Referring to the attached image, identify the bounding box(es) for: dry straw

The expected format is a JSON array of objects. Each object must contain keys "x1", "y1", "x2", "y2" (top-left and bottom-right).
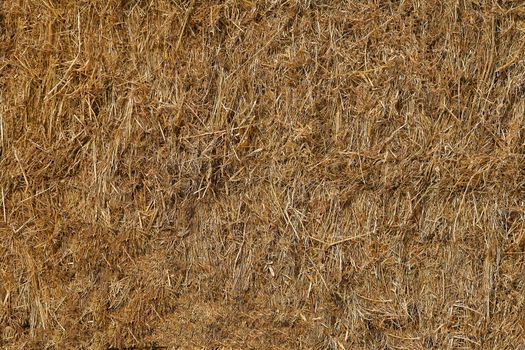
[{"x1": 1, "y1": 0, "x2": 525, "y2": 349}]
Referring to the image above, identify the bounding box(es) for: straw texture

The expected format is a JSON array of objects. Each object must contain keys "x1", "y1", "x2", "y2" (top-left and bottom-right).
[{"x1": 1, "y1": 1, "x2": 525, "y2": 349}]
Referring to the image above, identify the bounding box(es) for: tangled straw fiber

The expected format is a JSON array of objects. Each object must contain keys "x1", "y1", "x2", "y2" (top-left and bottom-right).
[{"x1": 1, "y1": 0, "x2": 525, "y2": 349}]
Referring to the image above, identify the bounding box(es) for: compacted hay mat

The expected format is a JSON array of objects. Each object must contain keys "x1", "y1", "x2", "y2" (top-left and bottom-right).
[{"x1": 1, "y1": 0, "x2": 525, "y2": 349}]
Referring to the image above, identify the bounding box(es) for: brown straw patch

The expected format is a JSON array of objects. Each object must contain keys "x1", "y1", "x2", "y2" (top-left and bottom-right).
[{"x1": 1, "y1": 1, "x2": 525, "y2": 348}]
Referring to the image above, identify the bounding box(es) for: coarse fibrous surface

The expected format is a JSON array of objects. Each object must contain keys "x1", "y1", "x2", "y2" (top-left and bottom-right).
[{"x1": 1, "y1": 0, "x2": 525, "y2": 349}]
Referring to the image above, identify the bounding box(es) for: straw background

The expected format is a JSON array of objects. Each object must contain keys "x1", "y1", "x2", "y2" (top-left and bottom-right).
[{"x1": 1, "y1": 0, "x2": 525, "y2": 349}]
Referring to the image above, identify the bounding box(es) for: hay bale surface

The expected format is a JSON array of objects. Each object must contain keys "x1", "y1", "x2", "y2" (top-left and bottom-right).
[{"x1": 1, "y1": 1, "x2": 525, "y2": 348}]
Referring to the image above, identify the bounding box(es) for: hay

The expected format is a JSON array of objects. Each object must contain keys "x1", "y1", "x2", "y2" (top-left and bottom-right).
[{"x1": 1, "y1": 0, "x2": 525, "y2": 348}]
